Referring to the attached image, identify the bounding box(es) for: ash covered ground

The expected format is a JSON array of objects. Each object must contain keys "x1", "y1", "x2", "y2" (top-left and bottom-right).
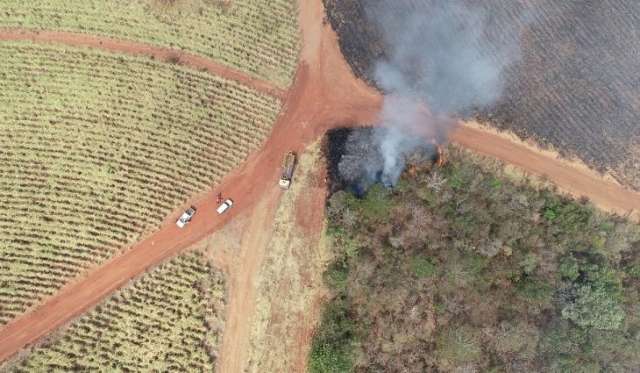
[
  {"x1": 324, "y1": 0, "x2": 640, "y2": 190},
  {"x1": 324, "y1": 127, "x2": 437, "y2": 196}
]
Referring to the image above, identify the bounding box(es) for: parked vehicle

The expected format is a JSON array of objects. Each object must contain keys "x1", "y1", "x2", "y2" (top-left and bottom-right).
[
  {"x1": 176, "y1": 206, "x2": 196, "y2": 228},
  {"x1": 279, "y1": 151, "x2": 297, "y2": 189},
  {"x1": 216, "y1": 199, "x2": 233, "y2": 214}
]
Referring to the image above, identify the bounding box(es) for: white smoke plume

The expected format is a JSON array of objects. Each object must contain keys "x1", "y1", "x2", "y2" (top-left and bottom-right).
[
  {"x1": 339, "y1": 1, "x2": 526, "y2": 189},
  {"x1": 372, "y1": 1, "x2": 520, "y2": 115}
]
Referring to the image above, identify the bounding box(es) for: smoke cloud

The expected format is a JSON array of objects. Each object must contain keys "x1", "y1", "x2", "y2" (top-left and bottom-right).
[
  {"x1": 372, "y1": 1, "x2": 520, "y2": 114},
  {"x1": 339, "y1": 1, "x2": 525, "y2": 189}
]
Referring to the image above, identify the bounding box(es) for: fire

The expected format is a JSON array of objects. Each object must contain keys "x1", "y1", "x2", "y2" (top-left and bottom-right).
[{"x1": 436, "y1": 145, "x2": 446, "y2": 167}]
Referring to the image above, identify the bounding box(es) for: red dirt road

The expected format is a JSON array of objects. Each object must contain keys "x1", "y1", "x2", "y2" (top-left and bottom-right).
[
  {"x1": 3, "y1": 0, "x2": 640, "y2": 367},
  {"x1": 0, "y1": 29, "x2": 286, "y2": 100}
]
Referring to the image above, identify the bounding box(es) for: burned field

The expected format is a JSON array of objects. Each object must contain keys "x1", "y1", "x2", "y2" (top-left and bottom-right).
[{"x1": 324, "y1": 0, "x2": 640, "y2": 190}]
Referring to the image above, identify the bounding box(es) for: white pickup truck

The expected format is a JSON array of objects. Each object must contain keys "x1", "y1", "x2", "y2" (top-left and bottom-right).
[
  {"x1": 216, "y1": 199, "x2": 233, "y2": 214},
  {"x1": 176, "y1": 206, "x2": 196, "y2": 228}
]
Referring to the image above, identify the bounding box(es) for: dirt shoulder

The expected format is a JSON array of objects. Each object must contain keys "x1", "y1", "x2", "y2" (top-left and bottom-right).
[
  {"x1": 0, "y1": 29, "x2": 286, "y2": 100},
  {"x1": 212, "y1": 189, "x2": 280, "y2": 373},
  {"x1": 243, "y1": 141, "x2": 330, "y2": 373}
]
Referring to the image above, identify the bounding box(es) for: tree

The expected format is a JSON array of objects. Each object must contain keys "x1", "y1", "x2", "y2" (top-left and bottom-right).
[{"x1": 561, "y1": 284, "x2": 625, "y2": 330}]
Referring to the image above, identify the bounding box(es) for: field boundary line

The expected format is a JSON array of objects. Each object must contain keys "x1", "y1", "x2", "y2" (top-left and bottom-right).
[{"x1": 0, "y1": 28, "x2": 287, "y2": 100}]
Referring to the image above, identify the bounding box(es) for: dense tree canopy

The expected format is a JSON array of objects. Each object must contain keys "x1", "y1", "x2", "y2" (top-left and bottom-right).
[{"x1": 310, "y1": 146, "x2": 640, "y2": 372}]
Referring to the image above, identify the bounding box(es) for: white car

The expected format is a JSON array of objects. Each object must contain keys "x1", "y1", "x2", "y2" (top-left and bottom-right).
[
  {"x1": 216, "y1": 199, "x2": 233, "y2": 214},
  {"x1": 176, "y1": 207, "x2": 196, "y2": 228}
]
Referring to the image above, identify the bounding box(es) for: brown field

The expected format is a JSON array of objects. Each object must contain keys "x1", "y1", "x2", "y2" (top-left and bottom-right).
[{"x1": 323, "y1": 0, "x2": 640, "y2": 190}]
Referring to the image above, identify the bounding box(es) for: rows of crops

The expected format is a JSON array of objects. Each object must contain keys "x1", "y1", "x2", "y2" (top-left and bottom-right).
[
  {"x1": 324, "y1": 0, "x2": 640, "y2": 190},
  {"x1": 0, "y1": 0, "x2": 299, "y2": 87},
  {"x1": 6, "y1": 251, "x2": 226, "y2": 371},
  {"x1": 0, "y1": 42, "x2": 280, "y2": 325}
]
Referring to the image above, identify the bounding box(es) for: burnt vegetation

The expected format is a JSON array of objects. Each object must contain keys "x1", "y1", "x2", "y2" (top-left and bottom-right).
[
  {"x1": 324, "y1": 0, "x2": 640, "y2": 190},
  {"x1": 311, "y1": 141, "x2": 640, "y2": 372},
  {"x1": 323, "y1": 128, "x2": 438, "y2": 196}
]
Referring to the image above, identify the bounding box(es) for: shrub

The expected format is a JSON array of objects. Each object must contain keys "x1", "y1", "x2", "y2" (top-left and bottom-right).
[
  {"x1": 626, "y1": 264, "x2": 640, "y2": 280},
  {"x1": 516, "y1": 277, "x2": 553, "y2": 302},
  {"x1": 309, "y1": 298, "x2": 356, "y2": 373},
  {"x1": 561, "y1": 284, "x2": 625, "y2": 330},
  {"x1": 494, "y1": 321, "x2": 540, "y2": 360},
  {"x1": 410, "y1": 256, "x2": 437, "y2": 278},
  {"x1": 357, "y1": 183, "x2": 392, "y2": 222},
  {"x1": 559, "y1": 256, "x2": 580, "y2": 281},
  {"x1": 549, "y1": 355, "x2": 600, "y2": 373},
  {"x1": 436, "y1": 327, "x2": 482, "y2": 367},
  {"x1": 324, "y1": 260, "x2": 350, "y2": 291},
  {"x1": 519, "y1": 253, "x2": 540, "y2": 275},
  {"x1": 540, "y1": 320, "x2": 589, "y2": 355}
]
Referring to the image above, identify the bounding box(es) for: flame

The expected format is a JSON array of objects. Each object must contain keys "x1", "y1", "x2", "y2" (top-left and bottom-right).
[{"x1": 436, "y1": 145, "x2": 446, "y2": 167}]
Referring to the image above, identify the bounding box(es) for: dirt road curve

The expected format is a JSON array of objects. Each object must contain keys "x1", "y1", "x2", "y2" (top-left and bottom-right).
[
  {"x1": 0, "y1": 29, "x2": 286, "y2": 100},
  {"x1": 2, "y1": 0, "x2": 640, "y2": 367}
]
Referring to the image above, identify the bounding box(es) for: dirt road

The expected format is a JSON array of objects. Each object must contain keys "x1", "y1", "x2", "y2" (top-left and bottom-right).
[
  {"x1": 215, "y1": 189, "x2": 280, "y2": 373},
  {"x1": 451, "y1": 123, "x2": 640, "y2": 219},
  {"x1": 3, "y1": 0, "x2": 640, "y2": 367},
  {"x1": 0, "y1": 29, "x2": 286, "y2": 100}
]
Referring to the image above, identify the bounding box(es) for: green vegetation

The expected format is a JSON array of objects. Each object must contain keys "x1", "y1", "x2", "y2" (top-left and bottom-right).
[
  {"x1": 410, "y1": 255, "x2": 437, "y2": 278},
  {"x1": 308, "y1": 298, "x2": 356, "y2": 373},
  {"x1": 0, "y1": 42, "x2": 280, "y2": 325},
  {"x1": 0, "y1": 0, "x2": 299, "y2": 86},
  {"x1": 310, "y1": 146, "x2": 640, "y2": 372},
  {"x1": 8, "y1": 251, "x2": 226, "y2": 372}
]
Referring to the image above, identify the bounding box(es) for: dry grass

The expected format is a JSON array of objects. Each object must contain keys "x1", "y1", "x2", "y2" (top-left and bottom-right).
[{"x1": 246, "y1": 142, "x2": 332, "y2": 373}]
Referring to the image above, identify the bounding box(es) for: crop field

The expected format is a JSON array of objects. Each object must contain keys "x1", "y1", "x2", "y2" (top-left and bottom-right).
[
  {"x1": 0, "y1": 42, "x2": 280, "y2": 325},
  {"x1": 0, "y1": 0, "x2": 299, "y2": 86},
  {"x1": 5, "y1": 251, "x2": 226, "y2": 372},
  {"x1": 324, "y1": 0, "x2": 640, "y2": 190}
]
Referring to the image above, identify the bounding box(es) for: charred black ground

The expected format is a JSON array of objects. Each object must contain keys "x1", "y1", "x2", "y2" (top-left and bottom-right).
[
  {"x1": 323, "y1": 0, "x2": 640, "y2": 190},
  {"x1": 323, "y1": 127, "x2": 437, "y2": 197},
  {"x1": 324, "y1": 128, "x2": 352, "y2": 196}
]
